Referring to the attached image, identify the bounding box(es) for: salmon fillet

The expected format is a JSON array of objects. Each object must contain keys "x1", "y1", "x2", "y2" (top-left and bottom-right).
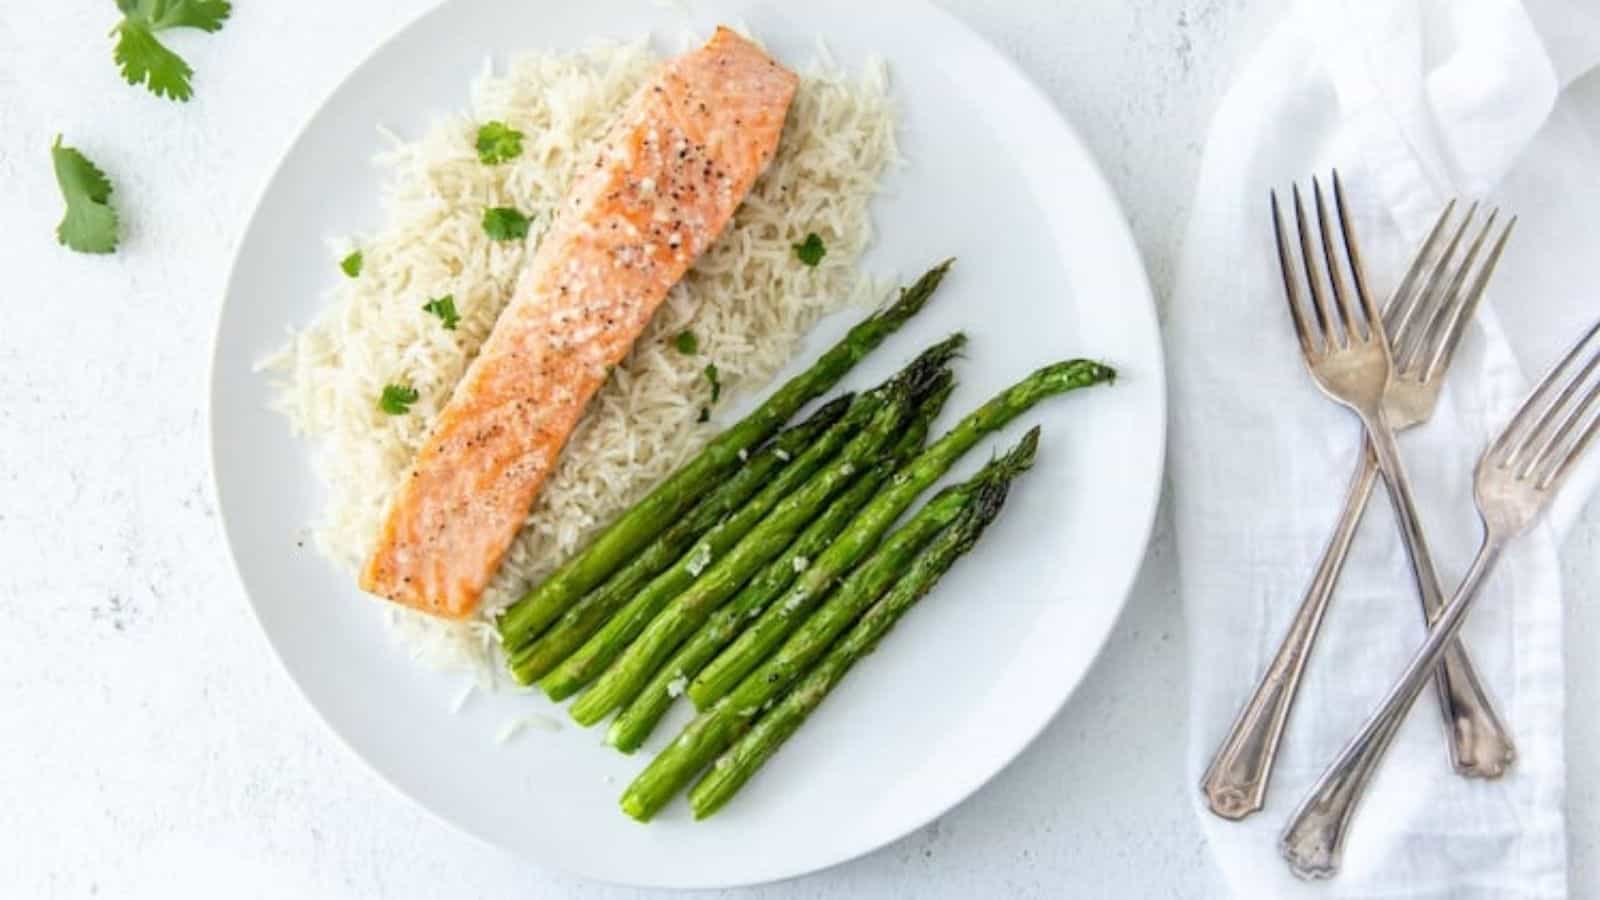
[{"x1": 361, "y1": 28, "x2": 798, "y2": 618}]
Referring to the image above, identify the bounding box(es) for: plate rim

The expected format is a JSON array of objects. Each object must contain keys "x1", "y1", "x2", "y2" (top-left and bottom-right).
[{"x1": 206, "y1": 0, "x2": 1168, "y2": 888}]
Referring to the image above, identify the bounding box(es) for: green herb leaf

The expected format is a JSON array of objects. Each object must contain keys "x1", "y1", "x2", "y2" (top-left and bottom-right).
[
  {"x1": 112, "y1": 0, "x2": 232, "y2": 102},
  {"x1": 51, "y1": 136, "x2": 119, "y2": 254},
  {"x1": 483, "y1": 207, "x2": 531, "y2": 241},
  {"x1": 475, "y1": 121, "x2": 525, "y2": 164},
  {"x1": 379, "y1": 384, "x2": 419, "y2": 415},
  {"x1": 119, "y1": 0, "x2": 232, "y2": 31},
  {"x1": 340, "y1": 250, "x2": 363, "y2": 278},
  {"x1": 422, "y1": 295, "x2": 461, "y2": 330},
  {"x1": 674, "y1": 330, "x2": 699, "y2": 355},
  {"x1": 793, "y1": 232, "x2": 826, "y2": 267},
  {"x1": 703, "y1": 363, "x2": 722, "y2": 403},
  {"x1": 698, "y1": 407, "x2": 711, "y2": 423}
]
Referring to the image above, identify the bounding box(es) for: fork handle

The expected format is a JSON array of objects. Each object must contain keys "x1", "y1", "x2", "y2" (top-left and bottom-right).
[
  {"x1": 1201, "y1": 448, "x2": 1379, "y2": 819},
  {"x1": 1281, "y1": 538, "x2": 1505, "y2": 879},
  {"x1": 1363, "y1": 417, "x2": 1517, "y2": 778}
]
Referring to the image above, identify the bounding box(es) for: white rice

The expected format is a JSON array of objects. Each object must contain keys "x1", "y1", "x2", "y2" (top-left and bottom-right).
[{"x1": 261, "y1": 38, "x2": 898, "y2": 681}]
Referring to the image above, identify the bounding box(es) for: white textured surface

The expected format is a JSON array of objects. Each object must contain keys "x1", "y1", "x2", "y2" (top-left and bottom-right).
[{"x1": 0, "y1": 1, "x2": 1594, "y2": 897}]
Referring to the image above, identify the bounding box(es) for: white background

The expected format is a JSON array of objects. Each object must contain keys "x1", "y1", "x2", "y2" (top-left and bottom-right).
[{"x1": 0, "y1": 1, "x2": 1594, "y2": 897}]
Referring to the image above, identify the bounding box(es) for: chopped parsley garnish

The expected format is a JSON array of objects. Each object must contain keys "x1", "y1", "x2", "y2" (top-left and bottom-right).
[
  {"x1": 379, "y1": 384, "x2": 419, "y2": 415},
  {"x1": 340, "y1": 250, "x2": 363, "y2": 278},
  {"x1": 475, "y1": 121, "x2": 525, "y2": 164},
  {"x1": 112, "y1": 0, "x2": 233, "y2": 102},
  {"x1": 793, "y1": 232, "x2": 826, "y2": 267},
  {"x1": 675, "y1": 330, "x2": 699, "y2": 354},
  {"x1": 51, "y1": 136, "x2": 119, "y2": 254},
  {"x1": 703, "y1": 363, "x2": 722, "y2": 403},
  {"x1": 422, "y1": 294, "x2": 461, "y2": 330},
  {"x1": 483, "y1": 207, "x2": 531, "y2": 241}
]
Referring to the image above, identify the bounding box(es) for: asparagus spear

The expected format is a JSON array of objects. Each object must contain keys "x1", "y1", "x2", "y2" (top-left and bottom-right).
[
  {"x1": 495, "y1": 260, "x2": 954, "y2": 649},
  {"x1": 537, "y1": 397, "x2": 875, "y2": 700},
  {"x1": 565, "y1": 343, "x2": 957, "y2": 722},
  {"x1": 618, "y1": 431, "x2": 1038, "y2": 822},
  {"x1": 538, "y1": 338, "x2": 963, "y2": 701},
  {"x1": 567, "y1": 390, "x2": 912, "y2": 725},
  {"x1": 604, "y1": 376, "x2": 953, "y2": 752},
  {"x1": 690, "y1": 476, "x2": 1014, "y2": 818},
  {"x1": 687, "y1": 359, "x2": 1114, "y2": 709},
  {"x1": 505, "y1": 395, "x2": 853, "y2": 684}
]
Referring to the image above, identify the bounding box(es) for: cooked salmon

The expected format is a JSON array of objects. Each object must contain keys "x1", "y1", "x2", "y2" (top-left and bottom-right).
[{"x1": 361, "y1": 28, "x2": 799, "y2": 618}]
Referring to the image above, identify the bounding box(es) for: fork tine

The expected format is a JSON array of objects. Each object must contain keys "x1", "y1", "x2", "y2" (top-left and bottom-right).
[
  {"x1": 1542, "y1": 390, "x2": 1600, "y2": 491},
  {"x1": 1421, "y1": 215, "x2": 1515, "y2": 383},
  {"x1": 1516, "y1": 341, "x2": 1600, "y2": 478},
  {"x1": 1401, "y1": 209, "x2": 1499, "y2": 376},
  {"x1": 1394, "y1": 203, "x2": 1479, "y2": 368},
  {"x1": 1491, "y1": 319, "x2": 1600, "y2": 466},
  {"x1": 1332, "y1": 171, "x2": 1387, "y2": 344},
  {"x1": 1315, "y1": 176, "x2": 1363, "y2": 343},
  {"x1": 1530, "y1": 370, "x2": 1600, "y2": 488},
  {"x1": 1384, "y1": 199, "x2": 1457, "y2": 328},
  {"x1": 1272, "y1": 190, "x2": 1317, "y2": 357},
  {"x1": 1292, "y1": 184, "x2": 1338, "y2": 347}
]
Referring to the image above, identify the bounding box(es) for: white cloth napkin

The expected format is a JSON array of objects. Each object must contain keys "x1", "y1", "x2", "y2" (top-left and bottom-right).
[{"x1": 1168, "y1": 1, "x2": 1600, "y2": 896}]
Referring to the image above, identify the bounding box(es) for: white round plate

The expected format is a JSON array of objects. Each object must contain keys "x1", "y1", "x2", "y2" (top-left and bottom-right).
[{"x1": 211, "y1": 0, "x2": 1165, "y2": 889}]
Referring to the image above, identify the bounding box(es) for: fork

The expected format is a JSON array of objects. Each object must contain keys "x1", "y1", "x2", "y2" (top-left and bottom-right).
[
  {"x1": 1201, "y1": 196, "x2": 1518, "y2": 819},
  {"x1": 1282, "y1": 317, "x2": 1600, "y2": 878}
]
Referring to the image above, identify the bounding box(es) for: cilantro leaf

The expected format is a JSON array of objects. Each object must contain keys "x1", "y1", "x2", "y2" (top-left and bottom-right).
[
  {"x1": 340, "y1": 250, "x2": 363, "y2": 278},
  {"x1": 674, "y1": 330, "x2": 698, "y2": 354},
  {"x1": 51, "y1": 136, "x2": 119, "y2": 254},
  {"x1": 703, "y1": 363, "x2": 722, "y2": 403},
  {"x1": 119, "y1": 0, "x2": 232, "y2": 32},
  {"x1": 793, "y1": 232, "x2": 826, "y2": 267},
  {"x1": 422, "y1": 295, "x2": 461, "y2": 330},
  {"x1": 112, "y1": 0, "x2": 232, "y2": 102},
  {"x1": 482, "y1": 207, "x2": 530, "y2": 241},
  {"x1": 379, "y1": 384, "x2": 419, "y2": 415},
  {"x1": 113, "y1": 21, "x2": 193, "y2": 101},
  {"x1": 475, "y1": 121, "x2": 525, "y2": 165}
]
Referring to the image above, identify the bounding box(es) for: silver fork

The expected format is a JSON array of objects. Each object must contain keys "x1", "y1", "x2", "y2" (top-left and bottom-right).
[
  {"x1": 1201, "y1": 195, "x2": 1518, "y2": 819},
  {"x1": 1283, "y1": 317, "x2": 1600, "y2": 878}
]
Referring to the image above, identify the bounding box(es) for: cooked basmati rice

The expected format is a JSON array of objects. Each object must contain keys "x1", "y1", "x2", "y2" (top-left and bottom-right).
[{"x1": 262, "y1": 38, "x2": 897, "y2": 681}]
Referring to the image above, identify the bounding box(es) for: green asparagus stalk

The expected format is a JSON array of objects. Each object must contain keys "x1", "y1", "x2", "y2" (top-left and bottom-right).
[
  {"x1": 690, "y1": 476, "x2": 1015, "y2": 818},
  {"x1": 687, "y1": 359, "x2": 1115, "y2": 709},
  {"x1": 537, "y1": 398, "x2": 875, "y2": 701},
  {"x1": 603, "y1": 466, "x2": 892, "y2": 749},
  {"x1": 538, "y1": 338, "x2": 964, "y2": 702},
  {"x1": 567, "y1": 344, "x2": 957, "y2": 724},
  {"x1": 604, "y1": 376, "x2": 953, "y2": 752},
  {"x1": 567, "y1": 392, "x2": 911, "y2": 726},
  {"x1": 505, "y1": 395, "x2": 852, "y2": 684},
  {"x1": 495, "y1": 259, "x2": 954, "y2": 648},
  {"x1": 618, "y1": 431, "x2": 1038, "y2": 822}
]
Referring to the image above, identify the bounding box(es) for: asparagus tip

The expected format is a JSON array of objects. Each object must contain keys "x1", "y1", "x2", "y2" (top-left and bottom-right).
[
  {"x1": 931, "y1": 331, "x2": 969, "y2": 362},
  {"x1": 968, "y1": 473, "x2": 1015, "y2": 532},
  {"x1": 874, "y1": 334, "x2": 964, "y2": 407},
  {"x1": 992, "y1": 426, "x2": 1041, "y2": 479},
  {"x1": 914, "y1": 368, "x2": 957, "y2": 416},
  {"x1": 805, "y1": 392, "x2": 856, "y2": 426},
  {"x1": 881, "y1": 259, "x2": 956, "y2": 320}
]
